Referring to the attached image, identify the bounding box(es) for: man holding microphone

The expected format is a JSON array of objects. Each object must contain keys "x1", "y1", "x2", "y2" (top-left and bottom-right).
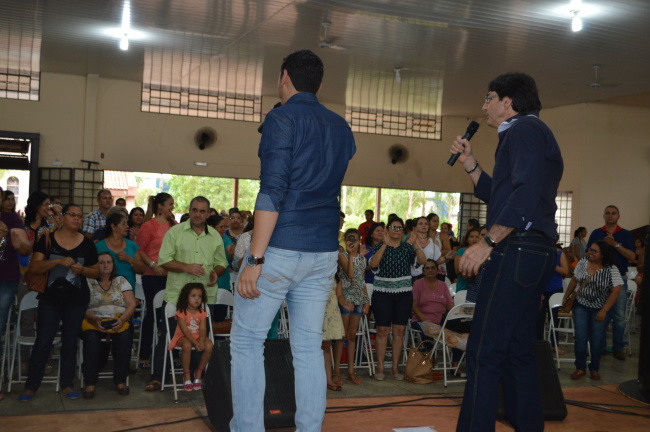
[{"x1": 449, "y1": 73, "x2": 563, "y2": 432}]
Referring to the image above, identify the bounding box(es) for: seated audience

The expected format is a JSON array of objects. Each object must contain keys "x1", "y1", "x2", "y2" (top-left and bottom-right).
[{"x1": 81, "y1": 252, "x2": 136, "y2": 398}]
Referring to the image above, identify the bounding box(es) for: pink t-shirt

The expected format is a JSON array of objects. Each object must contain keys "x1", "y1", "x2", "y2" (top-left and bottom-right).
[
  {"x1": 411, "y1": 278, "x2": 453, "y2": 325},
  {"x1": 136, "y1": 218, "x2": 172, "y2": 276}
]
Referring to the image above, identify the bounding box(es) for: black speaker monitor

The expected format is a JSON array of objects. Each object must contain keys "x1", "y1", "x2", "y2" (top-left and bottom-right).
[{"x1": 202, "y1": 339, "x2": 296, "y2": 432}]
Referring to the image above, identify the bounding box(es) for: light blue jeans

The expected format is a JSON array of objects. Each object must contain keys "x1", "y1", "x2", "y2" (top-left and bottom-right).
[
  {"x1": 0, "y1": 280, "x2": 18, "y2": 353},
  {"x1": 229, "y1": 247, "x2": 337, "y2": 432}
]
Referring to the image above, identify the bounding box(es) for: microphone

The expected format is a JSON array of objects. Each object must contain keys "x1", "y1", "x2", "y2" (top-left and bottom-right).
[
  {"x1": 447, "y1": 121, "x2": 480, "y2": 166},
  {"x1": 258, "y1": 102, "x2": 283, "y2": 133}
]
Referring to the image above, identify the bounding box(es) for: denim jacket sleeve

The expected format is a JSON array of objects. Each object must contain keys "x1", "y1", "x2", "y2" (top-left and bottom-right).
[{"x1": 255, "y1": 112, "x2": 292, "y2": 213}]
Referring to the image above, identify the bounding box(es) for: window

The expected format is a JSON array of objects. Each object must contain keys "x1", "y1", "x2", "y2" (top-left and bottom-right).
[
  {"x1": 0, "y1": 8, "x2": 41, "y2": 101},
  {"x1": 458, "y1": 193, "x2": 488, "y2": 240},
  {"x1": 141, "y1": 42, "x2": 262, "y2": 121},
  {"x1": 345, "y1": 62, "x2": 443, "y2": 139},
  {"x1": 6, "y1": 176, "x2": 19, "y2": 195},
  {"x1": 555, "y1": 192, "x2": 573, "y2": 246}
]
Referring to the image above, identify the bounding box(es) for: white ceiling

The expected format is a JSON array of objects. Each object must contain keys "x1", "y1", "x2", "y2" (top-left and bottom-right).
[{"x1": 1, "y1": 0, "x2": 649, "y2": 118}]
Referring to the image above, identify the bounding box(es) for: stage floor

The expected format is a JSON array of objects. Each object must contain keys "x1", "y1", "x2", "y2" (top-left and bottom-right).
[{"x1": 1, "y1": 385, "x2": 648, "y2": 431}]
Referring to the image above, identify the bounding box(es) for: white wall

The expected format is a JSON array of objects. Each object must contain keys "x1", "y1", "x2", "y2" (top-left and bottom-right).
[{"x1": 0, "y1": 72, "x2": 648, "y2": 233}]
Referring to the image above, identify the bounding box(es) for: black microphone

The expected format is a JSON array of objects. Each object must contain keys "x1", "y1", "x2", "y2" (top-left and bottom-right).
[
  {"x1": 258, "y1": 102, "x2": 283, "y2": 133},
  {"x1": 447, "y1": 121, "x2": 480, "y2": 166}
]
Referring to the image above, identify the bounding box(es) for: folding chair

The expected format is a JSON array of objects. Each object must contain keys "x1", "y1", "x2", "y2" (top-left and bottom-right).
[
  {"x1": 547, "y1": 292, "x2": 577, "y2": 369},
  {"x1": 150, "y1": 289, "x2": 166, "y2": 375},
  {"x1": 624, "y1": 281, "x2": 638, "y2": 356},
  {"x1": 8, "y1": 291, "x2": 61, "y2": 393},
  {"x1": 448, "y1": 283, "x2": 457, "y2": 297},
  {"x1": 77, "y1": 333, "x2": 131, "y2": 388},
  {"x1": 277, "y1": 300, "x2": 290, "y2": 339},
  {"x1": 355, "y1": 314, "x2": 376, "y2": 376},
  {"x1": 131, "y1": 279, "x2": 146, "y2": 369},
  {"x1": 161, "y1": 302, "x2": 214, "y2": 402},
  {"x1": 1, "y1": 296, "x2": 16, "y2": 386},
  {"x1": 431, "y1": 302, "x2": 475, "y2": 388},
  {"x1": 453, "y1": 290, "x2": 467, "y2": 306}
]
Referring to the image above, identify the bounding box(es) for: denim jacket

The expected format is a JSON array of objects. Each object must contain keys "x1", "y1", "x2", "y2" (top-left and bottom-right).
[{"x1": 254, "y1": 92, "x2": 356, "y2": 252}]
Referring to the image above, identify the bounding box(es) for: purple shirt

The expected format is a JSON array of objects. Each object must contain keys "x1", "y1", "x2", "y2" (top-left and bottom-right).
[{"x1": 0, "y1": 211, "x2": 25, "y2": 282}]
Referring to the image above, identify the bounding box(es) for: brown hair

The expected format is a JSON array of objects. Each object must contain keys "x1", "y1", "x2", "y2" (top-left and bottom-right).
[{"x1": 176, "y1": 283, "x2": 207, "y2": 313}]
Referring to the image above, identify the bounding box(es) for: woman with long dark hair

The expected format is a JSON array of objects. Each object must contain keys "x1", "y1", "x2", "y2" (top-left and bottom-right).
[
  {"x1": 136, "y1": 192, "x2": 175, "y2": 371},
  {"x1": 24, "y1": 191, "x2": 52, "y2": 246},
  {"x1": 564, "y1": 241, "x2": 622, "y2": 380},
  {"x1": 127, "y1": 207, "x2": 145, "y2": 241},
  {"x1": 19, "y1": 204, "x2": 99, "y2": 401}
]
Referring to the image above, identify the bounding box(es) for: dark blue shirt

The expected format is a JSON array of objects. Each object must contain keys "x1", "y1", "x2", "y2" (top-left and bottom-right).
[
  {"x1": 254, "y1": 92, "x2": 356, "y2": 252},
  {"x1": 474, "y1": 113, "x2": 563, "y2": 240},
  {"x1": 586, "y1": 226, "x2": 634, "y2": 276}
]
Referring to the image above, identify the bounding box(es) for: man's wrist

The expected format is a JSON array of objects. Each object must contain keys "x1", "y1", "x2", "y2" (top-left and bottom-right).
[{"x1": 462, "y1": 156, "x2": 477, "y2": 172}]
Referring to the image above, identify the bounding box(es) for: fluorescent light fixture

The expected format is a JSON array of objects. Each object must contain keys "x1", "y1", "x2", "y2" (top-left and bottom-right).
[
  {"x1": 119, "y1": 1, "x2": 131, "y2": 50},
  {"x1": 194, "y1": 162, "x2": 208, "y2": 167},
  {"x1": 571, "y1": 13, "x2": 583, "y2": 32}
]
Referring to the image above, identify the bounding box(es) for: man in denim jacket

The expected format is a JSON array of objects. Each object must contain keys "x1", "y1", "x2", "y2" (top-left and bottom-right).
[{"x1": 229, "y1": 50, "x2": 356, "y2": 432}]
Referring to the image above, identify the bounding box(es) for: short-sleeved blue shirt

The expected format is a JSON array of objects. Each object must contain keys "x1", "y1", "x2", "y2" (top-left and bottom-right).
[{"x1": 95, "y1": 238, "x2": 140, "y2": 289}]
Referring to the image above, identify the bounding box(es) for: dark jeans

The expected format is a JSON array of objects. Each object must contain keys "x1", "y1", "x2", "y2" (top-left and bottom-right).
[
  {"x1": 81, "y1": 327, "x2": 133, "y2": 386},
  {"x1": 457, "y1": 233, "x2": 556, "y2": 432},
  {"x1": 25, "y1": 298, "x2": 87, "y2": 392},
  {"x1": 536, "y1": 288, "x2": 562, "y2": 346},
  {"x1": 573, "y1": 302, "x2": 609, "y2": 372},
  {"x1": 139, "y1": 275, "x2": 166, "y2": 360}
]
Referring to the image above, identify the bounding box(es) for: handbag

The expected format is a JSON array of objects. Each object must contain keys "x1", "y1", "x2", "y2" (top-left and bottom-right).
[
  {"x1": 81, "y1": 315, "x2": 130, "y2": 333},
  {"x1": 405, "y1": 340, "x2": 436, "y2": 384},
  {"x1": 25, "y1": 231, "x2": 51, "y2": 293},
  {"x1": 561, "y1": 273, "x2": 595, "y2": 313}
]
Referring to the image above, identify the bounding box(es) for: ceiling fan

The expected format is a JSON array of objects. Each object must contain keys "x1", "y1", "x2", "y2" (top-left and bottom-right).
[
  {"x1": 319, "y1": 21, "x2": 348, "y2": 50},
  {"x1": 588, "y1": 65, "x2": 618, "y2": 88}
]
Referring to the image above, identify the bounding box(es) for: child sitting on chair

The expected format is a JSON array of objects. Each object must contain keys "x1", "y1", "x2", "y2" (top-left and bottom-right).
[{"x1": 169, "y1": 283, "x2": 213, "y2": 391}]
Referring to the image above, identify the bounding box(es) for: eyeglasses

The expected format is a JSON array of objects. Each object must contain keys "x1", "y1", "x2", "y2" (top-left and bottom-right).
[
  {"x1": 388, "y1": 225, "x2": 404, "y2": 231},
  {"x1": 484, "y1": 94, "x2": 498, "y2": 104},
  {"x1": 588, "y1": 248, "x2": 600, "y2": 254},
  {"x1": 63, "y1": 213, "x2": 83, "y2": 219}
]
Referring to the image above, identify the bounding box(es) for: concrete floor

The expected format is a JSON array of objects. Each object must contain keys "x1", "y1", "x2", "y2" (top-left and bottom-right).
[{"x1": 0, "y1": 329, "x2": 643, "y2": 419}]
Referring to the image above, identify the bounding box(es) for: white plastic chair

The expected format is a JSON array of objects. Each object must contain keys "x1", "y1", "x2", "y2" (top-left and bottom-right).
[
  {"x1": 8, "y1": 291, "x2": 61, "y2": 393},
  {"x1": 161, "y1": 302, "x2": 214, "y2": 402},
  {"x1": 355, "y1": 314, "x2": 376, "y2": 376},
  {"x1": 131, "y1": 281, "x2": 146, "y2": 369},
  {"x1": 431, "y1": 302, "x2": 475, "y2": 388},
  {"x1": 444, "y1": 277, "x2": 451, "y2": 288},
  {"x1": 1, "y1": 296, "x2": 16, "y2": 386},
  {"x1": 277, "y1": 300, "x2": 290, "y2": 339},
  {"x1": 624, "y1": 281, "x2": 638, "y2": 356},
  {"x1": 453, "y1": 290, "x2": 467, "y2": 306},
  {"x1": 150, "y1": 289, "x2": 166, "y2": 375},
  {"x1": 547, "y1": 292, "x2": 578, "y2": 369},
  {"x1": 448, "y1": 283, "x2": 457, "y2": 297}
]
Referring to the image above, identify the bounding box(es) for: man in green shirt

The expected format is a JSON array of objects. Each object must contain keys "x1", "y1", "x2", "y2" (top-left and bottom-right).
[{"x1": 145, "y1": 196, "x2": 227, "y2": 392}]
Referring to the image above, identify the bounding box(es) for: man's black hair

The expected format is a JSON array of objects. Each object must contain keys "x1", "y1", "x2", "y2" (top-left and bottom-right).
[
  {"x1": 488, "y1": 72, "x2": 542, "y2": 115},
  {"x1": 280, "y1": 50, "x2": 323, "y2": 94}
]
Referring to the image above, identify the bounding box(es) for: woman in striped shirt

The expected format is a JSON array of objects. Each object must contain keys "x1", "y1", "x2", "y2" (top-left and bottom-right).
[{"x1": 563, "y1": 240, "x2": 622, "y2": 381}]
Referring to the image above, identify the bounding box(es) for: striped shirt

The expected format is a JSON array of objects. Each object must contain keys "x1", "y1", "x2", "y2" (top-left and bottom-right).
[{"x1": 574, "y1": 258, "x2": 623, "y2": 309}]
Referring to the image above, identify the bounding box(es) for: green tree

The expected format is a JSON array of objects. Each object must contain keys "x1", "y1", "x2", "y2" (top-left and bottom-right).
[
  {"x1": 237, "y1": 179, "x2": 260, "y2": 211},
  {"x1": 166, "y1": 175, "x2": 234, "y2": 213},
  {"x1": 135, "y1": 187, "x2": 155, "y2": 208}
]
